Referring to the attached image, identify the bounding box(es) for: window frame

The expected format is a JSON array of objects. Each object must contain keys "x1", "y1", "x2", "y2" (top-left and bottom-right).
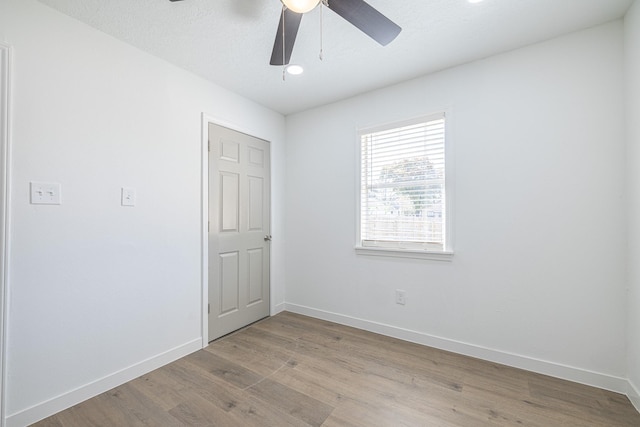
[{"x1": 355, "y1": 111, "x2": 454, "y2": 261}]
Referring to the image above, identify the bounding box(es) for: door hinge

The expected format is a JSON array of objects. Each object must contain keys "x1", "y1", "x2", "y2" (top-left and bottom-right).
[
  {"x1": 208, "y1": 140, "x2": 210, "y2": 152},
  {"x1": 208, "y1": 221, "x2": 210, "y2": 232},
  {"x1": 208, "y1": 303, "x2": 210, "y2": 314}
]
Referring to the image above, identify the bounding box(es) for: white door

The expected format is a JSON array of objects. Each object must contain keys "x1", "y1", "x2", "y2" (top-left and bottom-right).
[{"x1": 208, "y1": 123, "x2": 270, "y2": 342}]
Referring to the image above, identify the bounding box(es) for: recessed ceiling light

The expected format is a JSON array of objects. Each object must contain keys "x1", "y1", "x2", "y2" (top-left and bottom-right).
[
  {"x1": 468, "y1": 0, "x2": 484, "y2": 3},
  {"x1": 286, "y1": 65, "x2": 304, "y2": 75}
]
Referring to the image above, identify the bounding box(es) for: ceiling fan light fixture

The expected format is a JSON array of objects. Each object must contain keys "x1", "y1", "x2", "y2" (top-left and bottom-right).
[{"x1": 282, "y1": 0, "x2": 320, "y2": 14}]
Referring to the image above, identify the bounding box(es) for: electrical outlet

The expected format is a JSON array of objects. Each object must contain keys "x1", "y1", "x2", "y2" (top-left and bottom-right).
[{"x1": 395, "y1": 289, "x2": 406, "y2": 305}]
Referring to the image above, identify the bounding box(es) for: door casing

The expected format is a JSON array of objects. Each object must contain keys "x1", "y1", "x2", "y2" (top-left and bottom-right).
[{"x1": 0, "y1": 42, "x2": 12, "y2": 427}]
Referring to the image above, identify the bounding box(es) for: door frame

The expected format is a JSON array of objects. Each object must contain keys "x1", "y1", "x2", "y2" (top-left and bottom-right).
[
  {"x1": 0, "y1": 42, "x2": 12, "y2": 427},
  {"x1": 200, "y1": 113, "x2": 272, "y2": 348}
]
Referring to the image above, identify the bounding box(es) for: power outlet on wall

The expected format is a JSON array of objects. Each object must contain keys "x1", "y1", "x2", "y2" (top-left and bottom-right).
[{"x1": 395, "y1": 289, "x2": 407, "y2": 305}]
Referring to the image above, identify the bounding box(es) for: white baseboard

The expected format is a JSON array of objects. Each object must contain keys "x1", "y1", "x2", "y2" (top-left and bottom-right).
[
  {"x1": 284, "y1": 303, "x2": 629, "y2": 395},
  {"x1": 629, "y1": 379, "x2": 640, "y2": 413},
  {"x1": 6, "y1": 338, "x2": 202, "y2": 427},
  {"x1": 273, "y1": 302, "x2": 286, "y2": 315}
]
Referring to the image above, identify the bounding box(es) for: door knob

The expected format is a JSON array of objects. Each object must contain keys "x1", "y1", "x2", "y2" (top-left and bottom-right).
[{"x1": 264, "y1": 235, "x2": 272, "y2": 241}]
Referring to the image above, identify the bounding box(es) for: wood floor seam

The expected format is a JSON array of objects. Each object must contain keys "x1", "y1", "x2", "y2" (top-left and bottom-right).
[{"x1": 240, "y1": 338, "x2": 302, "y2": 392}]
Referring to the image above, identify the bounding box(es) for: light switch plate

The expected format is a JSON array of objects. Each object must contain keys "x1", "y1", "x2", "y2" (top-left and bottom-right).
[
  {"x1": 121, "y1": 187, "x2": 136, "y2": 207},
  {"x1": 30, "y1": 182, "x2": 62, "y2": 205}
]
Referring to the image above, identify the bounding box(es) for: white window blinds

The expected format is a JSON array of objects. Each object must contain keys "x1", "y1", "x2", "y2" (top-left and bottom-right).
[{"x1": 360, "y1": 113, "x2": 446, "y2": 251}]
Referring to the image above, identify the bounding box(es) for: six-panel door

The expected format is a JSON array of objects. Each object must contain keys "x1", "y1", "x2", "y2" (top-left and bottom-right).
[{"x1": 208, "y1": 123, "x2": 270, "y2": 342}]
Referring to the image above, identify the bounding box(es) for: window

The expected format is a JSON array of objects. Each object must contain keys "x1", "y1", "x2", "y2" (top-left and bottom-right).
[{"x1": 356, "y1": 113, "x2": 452, "y2": 260}]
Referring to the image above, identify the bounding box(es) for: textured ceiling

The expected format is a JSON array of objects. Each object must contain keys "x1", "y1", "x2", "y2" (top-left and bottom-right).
[{"x1": 37, "y1": 0, "x2": 633, "y2": 115}]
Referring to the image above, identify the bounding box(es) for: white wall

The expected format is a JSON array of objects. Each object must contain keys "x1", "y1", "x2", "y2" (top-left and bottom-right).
[
  {"x1": 285, "y1": 21, "x2": 628, "y2": 390},
  {"x1": 626, "y1": 0, "x2": 640, "y2": 412},
  {"x1": 0, "y1": 0, "x2": 285, "y2": 425}
]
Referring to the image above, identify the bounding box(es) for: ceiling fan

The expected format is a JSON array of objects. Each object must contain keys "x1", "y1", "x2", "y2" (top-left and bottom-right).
[{"x1": 170, "y1": 0, "x2": 402, "y2": 66}]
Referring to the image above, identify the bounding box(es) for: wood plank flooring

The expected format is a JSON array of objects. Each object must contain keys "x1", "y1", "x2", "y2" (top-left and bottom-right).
[{"x1": 33, "y1": 312, "x2": 640, "y2": 426}]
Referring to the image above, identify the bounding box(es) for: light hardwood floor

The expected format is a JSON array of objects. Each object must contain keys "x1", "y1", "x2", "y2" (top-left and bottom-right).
[{"x1": 34, "y1": 312, "x2": 640, "y2": 426}]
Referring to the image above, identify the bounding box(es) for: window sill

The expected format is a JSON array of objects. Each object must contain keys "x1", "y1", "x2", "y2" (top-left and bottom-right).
[{"x1": 355, "y1": 246, "x2": 454, "y2": 261}]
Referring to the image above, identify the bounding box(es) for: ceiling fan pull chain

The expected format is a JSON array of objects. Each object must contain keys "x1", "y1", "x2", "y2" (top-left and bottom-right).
[
  {"x1": 282, "y1": 6, "x2": 286, "y2": 81},
  {"x1": 319, "y1": 1, "x2": 324, "y2": 61}
]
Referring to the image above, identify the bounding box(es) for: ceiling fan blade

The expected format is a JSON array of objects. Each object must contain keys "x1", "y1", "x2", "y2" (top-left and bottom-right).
[
  {"x1": 270, "y1": 7, "x2": 303, "y2": 66},
  {"x1": 327, "y1": 0, "x2": 401, "y2": 46}
]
